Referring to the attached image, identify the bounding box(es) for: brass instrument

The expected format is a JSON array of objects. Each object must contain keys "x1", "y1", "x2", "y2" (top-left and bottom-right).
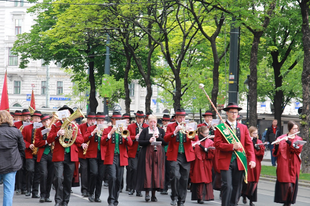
[
  {"x1": 83, "y1": 124, "x2": 107, "y2": 155},
  {"x1": 114, "y1": 121, "x2": 130, "y2": 138},
  {"x1": 32, "y1": 129, "x2": 39, "y2": 155},
  {"x1": 29, "y1": 106, "x2": 35, "y2": 115},
  {"x1": 271, "y1": 131, "x2": 300, "y2": 145},
  {"x1": 179, "y1": 122, "x2": 187, "y2": 134},
  {"x1": 19, "y1": 125, "x2": 24, "y2": 132},
  {"x1": 59, "y1": 109, "x2": 85, "y2": 148},
  {"x1": 188, "y1": 130, "x2": 197, "y2": 139},
  {"x1": 48, "y1": 112, "x2": 60, "y2": 153}
]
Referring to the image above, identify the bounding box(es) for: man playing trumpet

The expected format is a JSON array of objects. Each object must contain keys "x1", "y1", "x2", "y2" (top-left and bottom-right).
[{"x1": 164, "y1": 109, "x2": 198, "y2": 206}]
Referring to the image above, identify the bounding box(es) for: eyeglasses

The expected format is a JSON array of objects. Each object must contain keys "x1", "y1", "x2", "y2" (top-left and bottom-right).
[
  {"x1": 228, "y1": 111, "x2": 238, "y2": 114},
  {"x1": 252, "y1": 132, "x2": 258, "y2": 134}
]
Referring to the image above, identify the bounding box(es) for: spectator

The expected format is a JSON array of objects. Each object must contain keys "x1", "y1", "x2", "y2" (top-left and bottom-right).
[
  {"x1": 0, "y1": 110, "x2": 25, "y2": 206},
  {"x1": 265, "y1": 119, "x2": 281, "y2": 166}
]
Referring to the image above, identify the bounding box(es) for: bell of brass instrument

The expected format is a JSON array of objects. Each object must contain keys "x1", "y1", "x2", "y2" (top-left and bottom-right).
[
  {"x1": 113, "y1": 123, "x2": 130, "y2": 138},
  {"x1": 187, "y1": 130, "x2": 197, "y2": 139},
  {"x1": 179, "y1": 122, "x2": 187, "y2": 134},
  {"x1": 59, "y1": 108, "x2": 85, "y2": 148}
]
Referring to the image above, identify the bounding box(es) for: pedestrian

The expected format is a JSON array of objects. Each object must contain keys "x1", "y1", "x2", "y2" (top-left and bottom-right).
[
  {"x1": 214, "y1": 102, "x2": 256, "y2": 206},
  {"x1": 135, "y1": 115, "x2": 167, "y2": 202},
  {"x1": 265, "y1": 119, "x2": 281, "y2": 166},
  {"x1": 0, "y1": 110, "x2": 25, "y2": 206},
  {"x1": 273, "y1": 121, "x2": 303, "y2": 206}
]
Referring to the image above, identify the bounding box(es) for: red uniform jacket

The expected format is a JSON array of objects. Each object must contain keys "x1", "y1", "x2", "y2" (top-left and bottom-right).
[
  {"x1": 84, "y1": 125, "x2": 107, "y2": 160},
  {"x1": 214, "y1": 122, "x2": 255, "y2": 171},
  {"x1": 191, "y1": 138, "x2": 215, "y2": 183},
  {"x1": 248, "y1": 138, "x2": 265, "y2": 182},
  {"x1": 78, "y1": 123, "x2": 89, "y2": 159},
  {"x1": 273, "y1": 134, "x2": 303, "y2": 183},
  {"x1": 34, "y1": 126, "x2": 50, "y2": 162},
  {"x1": 22, "y1": 124, "x2": 37, "y2": 159},
  {"x1": 164, "y1": 122, "x2": 197, "y2": 162},
  {"x1": 127, "y1": 123, "x2": 148, "y2": 158},
  {"x1": 101, "y1": 126, "x2": 133, "y2": 166},
  {"x1": 14, "y1": 121, "x2": 23, "y2": 129},
  {"x1": 47, "y1": 120, "x2": 83, "y2": 162}
]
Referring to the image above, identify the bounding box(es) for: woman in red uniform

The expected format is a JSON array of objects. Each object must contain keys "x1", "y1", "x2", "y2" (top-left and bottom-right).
[
  {"x1": 273, "y1": 121, "x2": 303, "y2": 206},
  {"x1": 242, "y1": 126, "x2": 265, "y2": 206},
  {"x1": 190, "y1": 126, "x2": 215, "y2": 204}
]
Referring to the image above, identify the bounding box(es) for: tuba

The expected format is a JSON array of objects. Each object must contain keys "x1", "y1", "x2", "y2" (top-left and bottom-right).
[{"x1": 59, "y1": 109, "x2": 85, "y2": 148}]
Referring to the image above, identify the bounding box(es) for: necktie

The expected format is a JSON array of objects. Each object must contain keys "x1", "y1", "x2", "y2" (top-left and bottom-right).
[{"x1": 232, "y1": 124, "x2": 236, "y2": 133}]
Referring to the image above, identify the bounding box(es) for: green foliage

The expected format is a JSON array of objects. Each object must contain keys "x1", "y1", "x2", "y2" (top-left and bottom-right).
[{"x1": 99, "y1": 74, "x2": 125, "y2": 105}]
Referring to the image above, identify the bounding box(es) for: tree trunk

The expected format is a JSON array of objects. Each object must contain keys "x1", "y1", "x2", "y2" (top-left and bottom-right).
[
  {"x1": 272, "y1": 53, "x2": 283, "y2": 131},
  {"x1": 88, "y1": 59, "x2": 98, "y2": 113},
  {"x1": 210, "y1": 40, "x2": 219, "y2": 115},
  {"x1": 173, "y1": 72, "x2": 182, "y2": 111},
  {"x1": 299, "y1": 0, "x2": 310, "y2": 173},
  {"x1": 248, "y1": 33, "x2": 261, "y2": 127},
  {"x1": 124, "y1": 48, "x2": 131, "y2": 114}
]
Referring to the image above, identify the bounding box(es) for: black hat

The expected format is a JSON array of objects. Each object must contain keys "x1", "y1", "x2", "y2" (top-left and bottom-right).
[
  {"x1": 162, "y1": 114, "x2": 170, "y2": 121},
  {"x1": 134, "y1": 111, "x2": 145, "y2": 118},
  {"x1": 223, "y1": 102, "x2": 242, "y2": 111},
  {"x1": 122, "y1": 113, "x2": 131, "y2": 119},
  {"x1": 237, "y1": 114, "x2": 243, "y2": 120},
  {"x1": 96, "y1": 112, "x2": 106, "y2": 119},
  {"x1": 202, "y1": 110, "x2": 213, "y2": 117},
  {"x1": 175, "y1": 108, "x2": 187, "y2": 116},
  {"x1": 58, "y1": 105, "x2": 74, "y2": 114},
  {"x1": 86, "y1": 112, "x2": 96, "y2": 119},
  {"x1": 41, "y1": 114, "x2": 51, "y2": 121},
  {"x1": 22, "y1": 109, "x2": 31, "y2": 116},
  {"x1": 32, "y1": 110, "x2": 42, "y2": 117},
  {"x1": 14, "y1": 110, "x2": 22, "y2": 116},
  {"x1": 10, "y1": 112, "x2": 15, "y2": 117},
  {"x1": 111, "y1": 111, "x2": 123, "y2": 119},
  {"x1": 146, "y1": 112, "x2": 152, "y2": 117}
]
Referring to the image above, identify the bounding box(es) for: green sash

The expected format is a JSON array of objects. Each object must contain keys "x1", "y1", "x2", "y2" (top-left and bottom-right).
[{"x1": 216, "y1": 123, "x2": 248, "y2": 183}]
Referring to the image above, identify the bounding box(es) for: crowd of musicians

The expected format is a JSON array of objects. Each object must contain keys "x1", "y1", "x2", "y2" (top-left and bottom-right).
[{"x1": 7, "y1": 102, "x2": 304, "y2": 206}]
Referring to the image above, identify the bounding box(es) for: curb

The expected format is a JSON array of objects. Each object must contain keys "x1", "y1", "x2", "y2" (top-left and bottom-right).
[{"x1": 260, "y1": 175, "x2": 310, "y2": 188}]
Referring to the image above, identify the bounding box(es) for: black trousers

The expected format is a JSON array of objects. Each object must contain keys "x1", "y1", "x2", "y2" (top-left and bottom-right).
[
  {"x1": 54, "y1": 153, "x2": 75, "y2": 205},
  {"x1": 220, "y1": 159, "x2": 244, "y2": 206},
  {"x1": 127, "y1": 152, "x2": 139, "y2": 191},
  {"x1": 40, "y1": 153, "x2": 55, "y2": 199},
  {"x1": 88, "y1": 150, "x2": 105, "y2": 198},
  {"x1": 106, "y1": 154, "x2": 124, "y2": 205},
  {"x1": 15, "y1": 154, "x2": 26, "y2": 192},
  {"x1": 79, "y1": 158, "x2": 88, "y2": 194},
  {"x1": 25, "y1": 156, "x2": 40, "y2": 195},
  {"x1": 169, "y1": 153, "x2": 191, "y2": 204},
  {"x1": 164, "y1": 152, "x2": 171, "y2": 191}
]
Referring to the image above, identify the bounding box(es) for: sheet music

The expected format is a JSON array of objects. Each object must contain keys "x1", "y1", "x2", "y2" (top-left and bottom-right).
[
  {"x1": 186, "y1": 122, "x2": 197, "y2": 131},
  {"x1": 33, "y1": 122, "x2": 43, "y2": 129},
  {"x1": 23, "y1": 122, "x2": 32, "y2": 127},
  {"x1": 115, "y1": 120, "x2": 127, "y2": 128},
  {"x1": 57, "y1": 110, "x2": 70, "y2": 119},
  {"x1": 294, "y1": 140, "x2": 306, "y2": 146},
  {"x1": 41, "y1": 128, "x2": 49, "y2": 135}
]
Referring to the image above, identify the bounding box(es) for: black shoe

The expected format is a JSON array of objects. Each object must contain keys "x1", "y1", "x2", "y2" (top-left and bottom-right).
[
  {"x1": 170, "y1": 200, "x2": 177, "y2": 206},
  {"x1": 151, "y1": 196, "x2": 157, "y2": 202},
  {"x1": 249, "y1": 202, "x2": 255, "y2": 206},
  {"x1": 45, "y1": 198, "x2": 52, "y2": 202},
  {"x1": 104, "y1": 182, "x2": 108, "y2": 187},
  {"x1": 197, "y1": 199, "x2": 204, "y2": 204},
  {"x1": 82, "y1": 192, "x2": 88, "y2": 197},
  {"x1": 88, "y1": 196, "x2": 95, "y2": 202},
  {"x1": 136, "y1": 191, "x2": 142, "y2": 197},
  {"x1": 243, "y1": 197, "x2": 247, "y2": 204},
  {"x1": 128, "y1": 189, "x2": 134, "y2": 195},
  {"x1": 32, "y1": 194, "x2": 40, "y2": 198},
  {"x1": 95, "y1": 198, "x2": 101, "y2": 202},
  {"x1": 40, "y1": 197, "x2": 45, "y2": 203},
  {"x1": 160, "y1": 190, "x2": 168, "y2": 195},
  {"x1": 21, "y1": 190, "x2": 27, "y2": 195},
  {"x1": 178, "y1": 203, "x2": 184, "y2": 206},
  {"x1": 63, "y1": 203, "x2": 68, "y2": 206},
  {"x1": 25, "y1": 192, "x2": 31, "y2": 196},
  {"x1": 54, "y1": 204, "x2": 61, "y2": 206},
  {"x1": 145, "y1": 195, "x2": 150, "y2": 202}
]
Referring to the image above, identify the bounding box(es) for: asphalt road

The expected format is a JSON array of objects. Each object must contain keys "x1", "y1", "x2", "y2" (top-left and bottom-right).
[{"x1": 6, "y1": 179, "x2": 310, "y2": 206}]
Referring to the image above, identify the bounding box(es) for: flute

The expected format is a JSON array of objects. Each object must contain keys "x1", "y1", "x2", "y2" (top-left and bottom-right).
[
  {"x1": 271, "y1": 131, "x2": 300, "y2": 145},
  {"x1": 192, "y1": 135, "x2": 215, "y2": 147}
]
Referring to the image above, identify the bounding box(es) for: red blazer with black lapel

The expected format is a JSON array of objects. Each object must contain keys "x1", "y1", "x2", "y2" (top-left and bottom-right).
[
  {"x1": 78, "y1": 122, "x2": 89, "y2": 159},
  {"x1": 84, "y1": 125, "x2": 107, "y2": 160},
  {"x1": 127, "y1": 122, "x2": 148, "y2": 158},
  {"x1": 47, "y1": 120, "x2": 83, "y2": 162},
  {"x1": 22, "y1": 124, "x2": 36, "y2": 159},
  {"x1": 14, "y1": 121, "x2": 23, "y2": 129},
  {"x1": 214, "y1": 122, "x2": 255, "y2": 171},
  {"x1": 101, "y1": 126, "x2": 133, "y2": 166},
  {"x1": 34, "y1": 126, "x2": 50, "y2": 162},
  {"x1": 164, "y1": 122, "x2": 197, "y2": 162}
]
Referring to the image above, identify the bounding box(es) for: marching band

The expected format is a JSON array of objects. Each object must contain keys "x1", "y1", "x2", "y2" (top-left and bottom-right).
[{"x1": 9, "y1": 101, "x2": 305, "y2": 206}]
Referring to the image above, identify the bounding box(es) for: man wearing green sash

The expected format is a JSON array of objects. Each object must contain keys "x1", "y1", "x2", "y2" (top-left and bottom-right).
[{"x1": 214, "y1": 103, "x2": 256, "y2": 206}]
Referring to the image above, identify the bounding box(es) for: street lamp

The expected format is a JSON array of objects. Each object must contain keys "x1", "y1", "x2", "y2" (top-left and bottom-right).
[{"x1": 244, "y1": 75, "x2": 250, "y2": 126}]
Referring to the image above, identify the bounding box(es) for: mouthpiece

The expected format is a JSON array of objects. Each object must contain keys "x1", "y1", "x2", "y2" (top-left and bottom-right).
[{"x1": 199, "y1": 84, "x2": 204, "y2": 89}]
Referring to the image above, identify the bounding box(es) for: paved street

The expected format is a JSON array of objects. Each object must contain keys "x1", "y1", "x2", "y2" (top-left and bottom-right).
[{"x1": 4, "y1": 178, "x2": 309, "y2": 206}]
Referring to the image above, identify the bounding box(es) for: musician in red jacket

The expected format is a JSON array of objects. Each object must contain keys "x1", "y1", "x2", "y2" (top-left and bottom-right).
[
  {"x1": 84, "y1": 112, "x2": 107, "y2": 202},
  {"x1": 214, "y1": 102, "x2": 255, "y2": 206},
  {"x1": 241, "y1": 126, "x2": 265, "y2": 206},
  {"x1": 47, "y1": 105, "x2": 83, "y2": 206},
  {"x1": 102, "y1": 111, "x2": 133, "y2": 206},
  {"x1": 164, "y1": 109, "x2": 197, "y2": 206},
  {"x1": 127, "y1": 111, "x2": 148, "y2": 196},
  {"x1": 197, "y1": 111, "x2": 216, "y2": 135},
  {"x1": 78, "y1": 111, "x2": 96, "y2": 197},
  {"x1": 273, "y1": 121, "x2": 303, "y2": 206},
  {"x1": 34, "y1": 114, "x2": 54, "y2": 203},
  {"x1": 22, "y1": 110, "x2": 42, "y2": 198}
]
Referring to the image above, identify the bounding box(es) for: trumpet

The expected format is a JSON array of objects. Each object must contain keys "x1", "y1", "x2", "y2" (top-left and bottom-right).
[
  {"x1": 271, "y1": 131, "x2": 300, "y2": 145},
  {"x1": 187, "y1": 130, "x2": 197, "y2": 139},
  {"x1": 31, "y1": 129, "x2": 39, "y2": 155},
  {"x1": 179, "y1": 122, "x2": 187, "y2": 134},
  {"x1": 113, "y1": 123, "x2": 130, "y2": 138}
]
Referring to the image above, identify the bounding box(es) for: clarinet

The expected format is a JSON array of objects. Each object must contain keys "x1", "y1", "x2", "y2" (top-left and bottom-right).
[{"x1": 152, "y1": 126, "x2": 157, "y2": 152}]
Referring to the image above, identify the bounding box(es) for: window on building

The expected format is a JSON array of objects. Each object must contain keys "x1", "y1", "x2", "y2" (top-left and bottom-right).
[
  {"x1": 41, "y1": 81, "x2": 47, "y2": 95},
  {"x1": 9, "y1": 48, "x2": 18, "y2": 66},
  {"x1": 14, "y1": 0, "x2": 24, "y2": 7},
  {"x1": 15, "y1": 19, "x2": 22, "y2": 35},
  {"x1": 57, "y1": 81, "x2": 63, "y2": 95},
  {"x1": 129, "y1": 83, "x2": 135, "y2": 97},
  {"x1": 13, "y1": 103, "x2": 22, "y2": 107},
  {"x1": 14, "y1": 81, "x2": 21, "y2": 94}
]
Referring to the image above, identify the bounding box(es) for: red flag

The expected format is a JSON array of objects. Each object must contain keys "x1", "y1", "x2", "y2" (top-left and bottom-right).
[
  {"x1": 0, "y1": 71, "x2": 9, "y2": 111},
  {"x1": 30, "y1": 89, "x2": 36, "y2": 110}
]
